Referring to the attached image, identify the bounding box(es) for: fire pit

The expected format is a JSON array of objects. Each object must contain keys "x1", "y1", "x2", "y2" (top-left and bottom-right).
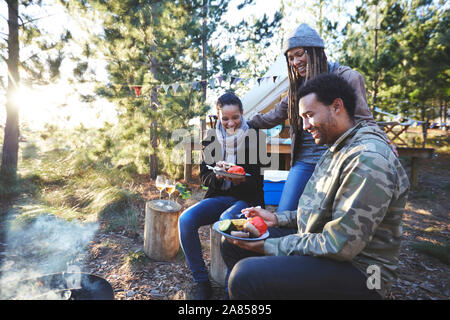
[{"x1": 2, "y1": 272, "x2": 114, "y2": 300}]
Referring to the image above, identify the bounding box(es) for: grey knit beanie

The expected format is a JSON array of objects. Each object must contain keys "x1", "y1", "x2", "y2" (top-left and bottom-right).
[{"x1": 282, "y1": 23, "x2": 325, "y2": 55}]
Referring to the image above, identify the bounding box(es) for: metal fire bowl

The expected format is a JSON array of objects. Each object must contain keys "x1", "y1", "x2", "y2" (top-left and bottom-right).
[{"x1": 7, "y1": 272, "x2": 114, "y2": 300}]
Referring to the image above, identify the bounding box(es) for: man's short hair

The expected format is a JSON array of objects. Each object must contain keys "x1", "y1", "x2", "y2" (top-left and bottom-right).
[
  {"x1": 298, "y1": 74, "x2": 356, "y2": 120},
  {"x1": 217, "y1": 92, "x2": 243, "y2": 113}
]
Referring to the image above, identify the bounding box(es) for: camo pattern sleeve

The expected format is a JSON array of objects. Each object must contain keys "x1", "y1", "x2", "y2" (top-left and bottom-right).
[{"x1": 274, "y1": 209, "x2": 298, "y2": 228}]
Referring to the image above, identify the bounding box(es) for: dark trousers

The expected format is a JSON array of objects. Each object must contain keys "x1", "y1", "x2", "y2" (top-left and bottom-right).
[{"x1": 220, "y1": 227, "x2": 382, "y2": 300}]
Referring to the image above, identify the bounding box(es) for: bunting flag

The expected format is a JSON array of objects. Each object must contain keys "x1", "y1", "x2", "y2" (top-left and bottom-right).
[
  {"x1": 110, "y1": 74, "x2": 283, "y2": 96},
  {"x1": 232, "y1": 77, "x2": 243, "y2": 86},
  {"x1": 208, "y1": 78, "x2": 215, "y2": 89},
  {"x1": 113, "y1": 84, "x2": 122, "y2": 92},
  {"x1": 133, "y1": 86, "x2": 142, "y2": 97},
  {"x1": 102, "y1": 78, "x2": 447, "y2": 129}
]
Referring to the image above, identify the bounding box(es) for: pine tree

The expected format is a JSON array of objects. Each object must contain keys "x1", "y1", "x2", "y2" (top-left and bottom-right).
[
  {"x1": 65, "y1": 0, "x2": 282, "y2": 179},
  {"x1": 340, "y1": 0, "x2": 449, "y2": 126},
  {"x1": 1, "y1": 0, "x2": 70, "y2": 184}
]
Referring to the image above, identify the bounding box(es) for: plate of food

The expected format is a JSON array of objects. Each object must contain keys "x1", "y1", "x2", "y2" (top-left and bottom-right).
[
  {"x1": 207, "y1": 164, "x2": 251, "y2": 178},
  {"x1": 213, "y1": 217, "x2": 269, "y2": 241}
]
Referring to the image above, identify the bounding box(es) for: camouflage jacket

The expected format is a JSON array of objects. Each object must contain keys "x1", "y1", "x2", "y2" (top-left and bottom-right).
[{"x1": 264, "y1": 122, "x2": 410, "y2": 297}]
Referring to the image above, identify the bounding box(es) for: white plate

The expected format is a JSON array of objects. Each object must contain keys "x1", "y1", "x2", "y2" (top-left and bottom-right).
[
  {"x1": 207, "y1": 165, "x2": 251, "y2": 178},
  {"x1": 212, "y1": 221, "x2": 269, "y2": 241}
]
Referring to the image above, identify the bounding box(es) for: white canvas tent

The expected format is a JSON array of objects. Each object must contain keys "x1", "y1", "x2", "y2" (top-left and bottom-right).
[{"x1": 242, "y1": 54, "x2": 289, "y2": 119}]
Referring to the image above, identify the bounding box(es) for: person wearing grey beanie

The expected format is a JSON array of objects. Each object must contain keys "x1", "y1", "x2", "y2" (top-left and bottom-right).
[{"x1": 247, "y1": 23, "x2": 387, "y2": 212}]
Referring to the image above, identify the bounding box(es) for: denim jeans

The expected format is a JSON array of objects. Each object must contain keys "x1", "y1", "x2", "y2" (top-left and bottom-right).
[
  {"x1": 178, "y1": 195, "x2": 249, "y2": 283},
  {"x1": 220, "y1": 227, "x2": 382, "y2": 300},
  {"x1": 277, "y1": 160, "x2": 316, "y2": 212}
]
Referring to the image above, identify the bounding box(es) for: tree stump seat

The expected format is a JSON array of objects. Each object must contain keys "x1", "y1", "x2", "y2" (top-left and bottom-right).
[
  {"x1": 143, "y1": 200, "x2": 182, "y2": 261},
  {"x1": 209, "y1": 225, "x2": 228, "y2": 287}
]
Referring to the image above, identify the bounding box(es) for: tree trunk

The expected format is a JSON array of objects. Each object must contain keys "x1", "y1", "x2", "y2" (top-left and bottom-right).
[
  {"x1": 200, "y1": 0, "x2": 207, "y2": 140},
  {"x1": 420, "y1": 105, "x2": 428, "y2": 148},
  {"x1": 149, "y1": 85, "x2": 158, "y2": 179},
  {"x1": 1, "y1": 0, "x2": 20, "y2": 181},
  {"x1": 440, "y1": 99, "x2": 448, "y2": 131},
  {"x1": 149, "y1": 2, "x2": 159, "y2": 179}
]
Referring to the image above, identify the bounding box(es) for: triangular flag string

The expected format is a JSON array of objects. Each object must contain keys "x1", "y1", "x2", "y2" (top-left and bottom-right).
[{"x1": 133, "y1": 86, "x2": 142, "y2": 97}]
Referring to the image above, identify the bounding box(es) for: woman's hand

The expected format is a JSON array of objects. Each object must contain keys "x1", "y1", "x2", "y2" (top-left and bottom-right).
[
  {"x1": 215, "y1": 161, "x2": 227, "y2": 179},
  {"x1": 241, "y1": 207, "x2": 278, "y2": 228},
  {"x1": 215, "y1": 162, "x2": 245, "y2": 184},
  {"x1": 228, "y1": 175, "x2": 245, "y2": 184}
]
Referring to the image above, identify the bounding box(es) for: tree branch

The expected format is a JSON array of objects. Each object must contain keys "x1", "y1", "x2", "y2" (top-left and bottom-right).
[{"x1": 19, "y1": 13, "x2": 57, "y2": 27}]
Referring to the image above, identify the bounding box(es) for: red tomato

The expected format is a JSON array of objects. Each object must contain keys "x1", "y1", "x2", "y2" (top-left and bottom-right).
[
  {"x1": 249, "y1": 216, "x2": 268, "y2": 235},
  {"x1": 227, "y1": 165, "x2": 245, "y2": 175}
]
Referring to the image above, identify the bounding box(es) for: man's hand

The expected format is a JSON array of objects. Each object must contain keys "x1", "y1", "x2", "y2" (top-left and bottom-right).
[
  {"x1": 226, "y1": 238, "x2": 265, "y2": 254},
  {"x1": 241, "y1": 207, "x2": 278, "y2": 228},
  {"x1": 226, "y1": 207, "x2": 277, "y2": 254}
]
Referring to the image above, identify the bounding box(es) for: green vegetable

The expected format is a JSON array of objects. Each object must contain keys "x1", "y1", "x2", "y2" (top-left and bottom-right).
[{"x1": 218, "y1": 219, "x2": 236, "y2": 233}]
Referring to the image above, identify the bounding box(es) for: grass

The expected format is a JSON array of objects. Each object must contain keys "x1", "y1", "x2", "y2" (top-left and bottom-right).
[
  {"x1": 397, "y1": 128, "x2": 450, "y2": 153},
  {"x1": 1, "y1": 127, "x2": 145, "y2": 235},
  {"x1": 410, "y1": 241, "x2": 450, "y2": 265},
  {"x1": 423, "y1": 226, "x2": 441, "y2": 234},
  {"x1": 122, "y1": 249, "x2": 150, "y2": 269},
  {"x1": 413, "y1": 190, "x2": 437, "y2": 200}
]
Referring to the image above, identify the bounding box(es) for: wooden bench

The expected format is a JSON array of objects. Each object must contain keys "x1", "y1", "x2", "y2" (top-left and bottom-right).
[
  {"x1": 397, "y1": 147, "x2": 434, "y2": 188},
  {"x1": 267, "y1": 143, "x2": 434, "y2": 189}
]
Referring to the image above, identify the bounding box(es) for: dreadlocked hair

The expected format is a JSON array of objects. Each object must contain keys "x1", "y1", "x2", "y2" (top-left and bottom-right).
[{"x1": 286, "y1": 47, "x2": 329, "y2": 136}]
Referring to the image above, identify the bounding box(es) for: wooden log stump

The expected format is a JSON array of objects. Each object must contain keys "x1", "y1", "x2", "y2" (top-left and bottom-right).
[
  {"x1": 210, "y1": 225, "x2": 228, "y2": 287},
  {"x1": 144, "y1": 200, "x2": 182, "y2": 261}
]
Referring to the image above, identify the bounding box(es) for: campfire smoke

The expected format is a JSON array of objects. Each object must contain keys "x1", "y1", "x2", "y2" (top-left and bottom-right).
[{"x1": 0, "y1": 214, "x2": 99, "y2": 300}]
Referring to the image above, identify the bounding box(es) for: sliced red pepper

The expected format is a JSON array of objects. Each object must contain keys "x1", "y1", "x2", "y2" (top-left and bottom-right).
[
  {"x1": 227, "y1": 165, "x2": 245, "y2": 175},
  {"x1": 249, "y1": 216, "x2": 268, "y2": 235}
]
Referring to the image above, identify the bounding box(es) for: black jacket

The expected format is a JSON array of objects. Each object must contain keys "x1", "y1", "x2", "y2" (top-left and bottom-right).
[{"x1": 199, "y1": 128, "x2": 265, "y2": 208}]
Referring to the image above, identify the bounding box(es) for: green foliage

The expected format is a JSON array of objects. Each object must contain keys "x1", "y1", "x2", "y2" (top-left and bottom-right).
[
  {"x1": 9, "y1": 125, "x2": 145, "y2": 233},
  {"x1": 0, "y1": 175, "x2": 21, "y2": 201},
  {"x1": 21, "y1": 142, "x2": 40, "y2": 160},
  {"x1": 122, "y1": 249, "x2": 149, "y2": 268},
  {"x1": 176, "y1": 182, "x2": 191, "y2": 200},
  {"x1": 62, "y1": 0, "x2": 282, "y2": 179},
  {"x1": 340, "y1": 0, "x2": 449, "y2": 121}
]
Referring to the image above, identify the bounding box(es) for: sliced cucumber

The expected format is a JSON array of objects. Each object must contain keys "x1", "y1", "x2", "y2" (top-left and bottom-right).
[{"x1": 218, "y1": 219, "x2": 237, "y2": 233}]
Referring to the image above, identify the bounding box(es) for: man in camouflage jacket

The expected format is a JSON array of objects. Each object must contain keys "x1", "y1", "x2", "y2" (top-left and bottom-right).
[{"x1": 220, "y1": 74, "x2": 410, "y2": 300}]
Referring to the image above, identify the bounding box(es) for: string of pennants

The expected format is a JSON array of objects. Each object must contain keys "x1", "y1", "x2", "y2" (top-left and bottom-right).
[
  {"x1": 110, "y1": 74, "x2": 282, "y2": 97},
  {"x1": 374, "y1": 107, "x2": 449, "y2": 128},
  {"x1": 109, "y1": 73, "x2": 449, "y2": 129}
]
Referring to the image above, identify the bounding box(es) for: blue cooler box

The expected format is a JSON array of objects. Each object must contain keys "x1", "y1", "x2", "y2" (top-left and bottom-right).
[{"x1": 263, "y1": 170, "x2": 289, "y2": 206}]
